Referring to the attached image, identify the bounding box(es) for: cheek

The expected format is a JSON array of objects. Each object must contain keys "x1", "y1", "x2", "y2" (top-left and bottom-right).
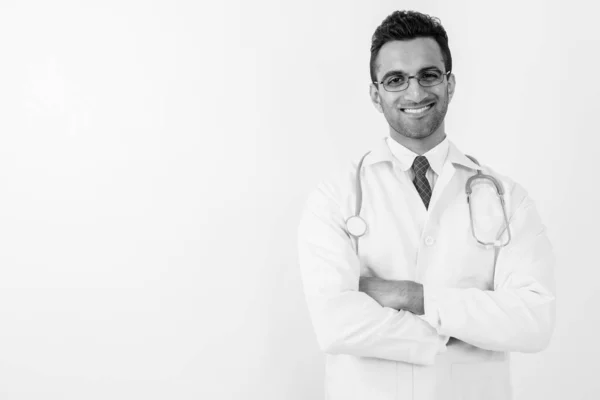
[
  {"x1": 380, "y1": 94, "x2": 401, "y2": 111},
  {"x1": 434, "y1": 88, "x2": 448, "y2": 103}
]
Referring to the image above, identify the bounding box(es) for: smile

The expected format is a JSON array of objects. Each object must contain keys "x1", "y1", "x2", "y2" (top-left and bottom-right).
[{"x1": 401, "y1": 103, "x2": 434, "y2": 115}]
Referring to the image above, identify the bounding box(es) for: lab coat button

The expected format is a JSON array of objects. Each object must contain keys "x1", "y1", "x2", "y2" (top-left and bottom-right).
[{"x1": 425, "y1": 236, "x2": 435, "y2": 246}]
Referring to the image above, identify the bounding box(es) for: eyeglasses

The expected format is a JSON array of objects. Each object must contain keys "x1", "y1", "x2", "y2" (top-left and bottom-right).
[{"x1": 374, "y1": 70, "x2": 451, "y2": 92}]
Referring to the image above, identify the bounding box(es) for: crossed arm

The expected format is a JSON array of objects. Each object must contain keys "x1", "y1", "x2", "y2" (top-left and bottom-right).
[
  {"x1": 358, "y1": 277, "x2": 425, "y2": 315},
  {"x1": 298, "y1": 182, "x2": 556, "y2": 365}
]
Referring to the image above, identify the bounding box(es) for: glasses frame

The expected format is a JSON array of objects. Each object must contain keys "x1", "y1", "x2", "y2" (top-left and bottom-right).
[{"x1": 374, "y1": 70, "x2": 452, "y2": 92}]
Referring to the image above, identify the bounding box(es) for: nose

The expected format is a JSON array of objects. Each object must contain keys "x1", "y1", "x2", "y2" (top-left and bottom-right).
[{"x1": 403, "y1": 77, "x2": 428, "y2": 103}]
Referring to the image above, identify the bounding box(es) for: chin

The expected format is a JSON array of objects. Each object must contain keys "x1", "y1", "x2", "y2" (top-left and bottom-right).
[
  {"x1": 395, "y1": 128, "x2": 435, "y2": 140},
  {"x1": 411, "y1": 130, "x2": 435, "y2": 139}
]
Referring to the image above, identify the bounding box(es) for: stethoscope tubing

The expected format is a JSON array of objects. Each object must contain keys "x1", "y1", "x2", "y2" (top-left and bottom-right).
[{"x1": 346, "y1": 152, "x2": 512, "y2": 248}]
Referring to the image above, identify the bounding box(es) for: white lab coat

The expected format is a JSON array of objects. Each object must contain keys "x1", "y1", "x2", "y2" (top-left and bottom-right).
[{"x1": 297, "y1": 138, "x2": 556, "y2": 400}]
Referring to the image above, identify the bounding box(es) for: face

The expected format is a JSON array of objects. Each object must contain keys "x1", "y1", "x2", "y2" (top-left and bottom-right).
[{"x1": 370, "y1": 38, "x2": 455, "y2": 144}]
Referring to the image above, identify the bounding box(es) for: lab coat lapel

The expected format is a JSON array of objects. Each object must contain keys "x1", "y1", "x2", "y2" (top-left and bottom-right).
[{"x1": 428, "y1": 160, "x2": 457, "y2": 212}]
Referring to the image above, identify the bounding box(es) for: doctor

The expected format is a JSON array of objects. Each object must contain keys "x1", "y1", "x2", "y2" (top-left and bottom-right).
[{"x1": 297, "y1": 10, "x2": 555, "y2": 400}]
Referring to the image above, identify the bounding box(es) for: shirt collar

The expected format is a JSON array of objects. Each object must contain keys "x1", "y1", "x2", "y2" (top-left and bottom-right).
[{"x1": 364, "y1": 136, "x2": 481, "y2": 172}]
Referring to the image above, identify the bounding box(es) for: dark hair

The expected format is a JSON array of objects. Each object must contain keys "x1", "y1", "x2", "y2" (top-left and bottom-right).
[{"x1": 370, "y1": 10, "x2": 452, "y2": 83}]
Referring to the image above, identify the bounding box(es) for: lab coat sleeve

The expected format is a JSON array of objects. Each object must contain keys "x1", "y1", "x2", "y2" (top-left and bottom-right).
[
  {"x1": 423, "y1": 190, "x2": 556, "y2": 353},
  {"x1": 298, "y1": 180, "x2": 448, "y2": 365}
]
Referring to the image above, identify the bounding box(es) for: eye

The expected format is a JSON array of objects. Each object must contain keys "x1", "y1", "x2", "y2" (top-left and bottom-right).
[
  {"x1": 384, "y1": 75, "x2": 407, "y2": 87},
  {"x1": 419, "y1": 71, "x2": 442, "y2": 82}
]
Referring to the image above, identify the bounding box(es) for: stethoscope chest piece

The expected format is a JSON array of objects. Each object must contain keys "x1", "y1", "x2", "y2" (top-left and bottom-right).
[{"x1": 346, "y1": 216, "x2": 367, "y2": 238}]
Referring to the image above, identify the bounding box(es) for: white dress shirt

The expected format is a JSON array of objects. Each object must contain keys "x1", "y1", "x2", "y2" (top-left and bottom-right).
[{"x1": 386, "y1": 136, "x2": 449, "y2": 190}]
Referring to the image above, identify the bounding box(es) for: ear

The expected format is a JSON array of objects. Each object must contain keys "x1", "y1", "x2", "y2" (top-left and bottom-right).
[
  {"x1": 369, "y1": 83, "x2": 383, "y2": 113},
  {"x1": 447, "y1": 73, "x2": 456, "y2": 102}
]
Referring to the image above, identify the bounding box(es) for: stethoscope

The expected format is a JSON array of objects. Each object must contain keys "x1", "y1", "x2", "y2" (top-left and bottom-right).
[{"x1": 345, "y1": 151, "x2": 512, "y2": 249}]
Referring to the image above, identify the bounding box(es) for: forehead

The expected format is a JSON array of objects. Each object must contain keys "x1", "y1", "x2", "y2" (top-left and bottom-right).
[{"x1": 375, "y1": 37, "x2": 445, "y2": 78}]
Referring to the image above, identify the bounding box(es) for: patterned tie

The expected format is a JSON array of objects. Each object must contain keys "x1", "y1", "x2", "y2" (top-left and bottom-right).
[{"x1": 412, "y1": 155, "x2": 432, "y2": 209}]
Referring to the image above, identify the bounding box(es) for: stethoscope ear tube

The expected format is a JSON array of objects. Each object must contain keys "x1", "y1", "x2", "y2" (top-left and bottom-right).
[
  {"x1": 465, "y1": 165, "x2": 512, "y2": 248},
  {"x1": 465, "y1": 171, "x2": 506, "y2": 197}
]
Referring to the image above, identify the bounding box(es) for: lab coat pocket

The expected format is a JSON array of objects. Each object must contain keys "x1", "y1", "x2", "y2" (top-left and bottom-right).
[
  {"x1": 436, "y1": 198, "x2": 497, "y2": 289},
  {"x1": 451, "y1": 361, "x2": 512, "y2": 400}
]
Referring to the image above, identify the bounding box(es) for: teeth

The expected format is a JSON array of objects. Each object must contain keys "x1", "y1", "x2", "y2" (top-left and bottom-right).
[{"x1": 403, "y1": 105, "x2": 430, "y2": 114}]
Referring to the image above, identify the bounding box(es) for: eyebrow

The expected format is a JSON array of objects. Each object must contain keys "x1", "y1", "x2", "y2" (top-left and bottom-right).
[{"x1": 379, "y1": 66, "x2": 443, "y2": 82}]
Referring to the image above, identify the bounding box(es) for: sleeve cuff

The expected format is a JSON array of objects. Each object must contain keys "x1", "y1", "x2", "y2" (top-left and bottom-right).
[
  {"x1": 418, "y1": 284, "x2": 442, "y2": 332},
  {"x1": 417, "y1": 285, "x2": 449, "y2": 353}
]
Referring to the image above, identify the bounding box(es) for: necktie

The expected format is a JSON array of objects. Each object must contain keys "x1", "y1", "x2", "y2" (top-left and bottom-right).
[{"x1": 412, "y1": 155, "x2": 432, "y2": 209}]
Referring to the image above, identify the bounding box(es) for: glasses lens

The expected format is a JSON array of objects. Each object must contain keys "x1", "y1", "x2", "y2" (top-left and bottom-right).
[
  {"x1": 418, "y1": 70, "x2": 444, "y2": 87},
  {"x1": 383, "y1": 75, "x2": 408, "y2": 92},
  {"x1": 381, "y1": 71, "x2": 446, "y2": 91}
]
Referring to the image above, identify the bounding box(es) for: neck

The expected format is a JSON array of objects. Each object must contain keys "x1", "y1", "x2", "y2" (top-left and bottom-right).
[{"x1": 389, "y1": 125, "x2": 446, "y2": 155}]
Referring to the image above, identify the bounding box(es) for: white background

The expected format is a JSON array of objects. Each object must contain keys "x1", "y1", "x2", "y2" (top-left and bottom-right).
[{"x1": 0, "y1": 0, "x2": 597, "y2": 399}]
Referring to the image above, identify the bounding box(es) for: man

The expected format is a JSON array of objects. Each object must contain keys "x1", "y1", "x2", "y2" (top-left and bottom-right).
[{"x1": 297, "y1": 10, "x2": 555, "y2": 400}]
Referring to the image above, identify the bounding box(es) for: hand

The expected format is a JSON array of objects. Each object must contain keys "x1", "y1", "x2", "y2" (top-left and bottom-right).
[
  {"x1": 358, "y1": 277, "x2": 403, "y2": 310},
  {"x1": 359, "y1": 277, "x2": 424, "y2": 315},
  {"x1": 396, "y1": 280, "x2": 425, "y2": 315}
]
